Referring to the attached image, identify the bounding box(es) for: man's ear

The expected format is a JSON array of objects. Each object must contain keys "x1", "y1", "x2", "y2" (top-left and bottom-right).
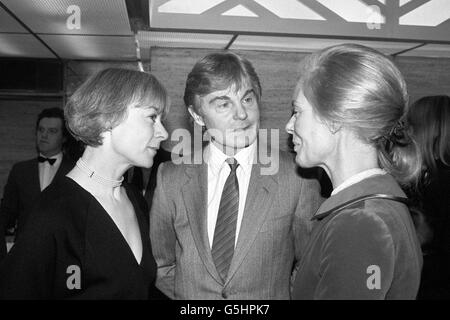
[{"x1": 188, "y1": 106, "x2": 205, "y2": 126}]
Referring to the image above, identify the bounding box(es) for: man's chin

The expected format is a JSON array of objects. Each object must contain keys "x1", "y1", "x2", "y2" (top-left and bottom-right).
[{"x1": 227, "y1": 135, "x2": 257, "y2": 149}]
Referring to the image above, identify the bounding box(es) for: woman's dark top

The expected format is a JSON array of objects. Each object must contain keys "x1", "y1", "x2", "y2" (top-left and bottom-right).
[
  {"x1": 422, "y1": 161, "x2": 450, "y2": 254},
  {"x1": 417, "y1": 161, "x2": 450, "y2": 299},
  {"x1": 0, "y1": 177, "x2": 157, "y2": 299}
]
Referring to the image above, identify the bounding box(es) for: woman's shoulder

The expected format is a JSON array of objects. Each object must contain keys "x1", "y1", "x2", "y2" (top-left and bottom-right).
[
  {"x1": 31, "y1": 177, "x2": 92, "y2": 227},
  {"x1": 324, "y1": 194, "x2": 420, "y2": 250},
  {"x1": 322, "y1": 199, "x2": 407, "y2": 245},
  {"x1": 40, "y1": 177, "x2": 90, "y2": 205},
  {"x1": 327, "y1": 205, "x2": 392, "y2": 234}
]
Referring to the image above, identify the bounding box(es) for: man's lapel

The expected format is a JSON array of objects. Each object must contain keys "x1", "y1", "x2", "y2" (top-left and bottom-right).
[
  {"x1": 31, "y1": 158, "x2": 41, "y2": 193},
  {"x1": 181, "y1": 163, "x2": 223, "y2": 284}
]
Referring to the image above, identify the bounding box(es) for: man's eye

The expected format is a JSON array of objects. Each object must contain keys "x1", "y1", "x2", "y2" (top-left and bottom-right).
[
  {"x1": 148, "y1": 114, "x2": 157, "y2": 122},
  {"x1": 243, "y1": 97, "x2": 253, "y2": 104},
  {"x1": 217, "y1": 102, "x2": 229, "y2": 109}
]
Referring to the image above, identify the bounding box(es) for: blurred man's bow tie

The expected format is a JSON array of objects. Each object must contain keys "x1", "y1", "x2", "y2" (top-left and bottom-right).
[{"x1": 38, "y1": 156, "x2": 56, "y2": 165}]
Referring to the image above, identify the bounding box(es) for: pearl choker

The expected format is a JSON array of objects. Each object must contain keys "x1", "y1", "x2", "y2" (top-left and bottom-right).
[{"x1": 75, "y1": 158, "x2": 124, "y2": 188}]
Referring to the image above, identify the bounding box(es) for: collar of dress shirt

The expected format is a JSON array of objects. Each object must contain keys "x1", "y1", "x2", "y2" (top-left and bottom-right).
[
  {"x1": 331, "y1": 168, "x2": 387, "y2": 196},
  {"x1": 206, "y1": 141, "x2": 256, "y2": 176},
  {"x1": 38, "y1": 152, "x2": 63, "y2": 166}
]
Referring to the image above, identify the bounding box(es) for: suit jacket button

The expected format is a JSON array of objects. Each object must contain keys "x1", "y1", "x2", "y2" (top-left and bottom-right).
[{"x1": 222, "y1": 291, "x2": 228, "y2": 299}]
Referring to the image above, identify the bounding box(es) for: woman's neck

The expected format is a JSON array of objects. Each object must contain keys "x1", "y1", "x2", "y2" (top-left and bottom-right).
[
  {"x1": 81, "y1": 146, "x2": 129, "y2": 180},
  {"x1": 324, "y1": 133, "x2": 380, "y2": 189},
  {"x1": 67, "y1": 146, "x2": 130, "y2": 197}
]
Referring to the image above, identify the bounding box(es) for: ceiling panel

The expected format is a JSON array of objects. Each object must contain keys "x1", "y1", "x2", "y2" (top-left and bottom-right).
[
  {"x1": 1, "y1": 0, "x2": 132, "y2": 35},
  {"x1": 137, "y1": 31, "x2": 232, "y2": 49},
  {"x1": 150, "y1": 0, "x2": 450, "y2": 43},
  {"x1": 0, "y1": 34, "x2": 54, "y2": 58},
  {"x1": 1, "y1": 1, "x2": 449, "y2": 61},
  {"x1": 230, "y1": 35, "x2": 421, "y2": 55},
  {"x1": 0, "y1": 6, "x2": 28, "y2": 33},
  {"x1": 40, "y1": 35, "x2": 136, "y2": 60},
  {"x1": 397, "y1": 44, "x2": 450, "y2": 58}
]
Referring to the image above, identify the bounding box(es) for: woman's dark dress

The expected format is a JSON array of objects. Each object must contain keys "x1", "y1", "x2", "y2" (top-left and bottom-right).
[
  {"x1": 417, "y1": 161, "x2": 450, "y2": 299},
  {"x1": 0, "y1": 177, "x2": 157, "y2": 299}
]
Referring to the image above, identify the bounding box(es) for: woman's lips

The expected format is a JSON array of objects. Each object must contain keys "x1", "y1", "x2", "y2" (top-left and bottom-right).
[{"x1": 293, "y1": 138, "x2": 302, "y2": 150}]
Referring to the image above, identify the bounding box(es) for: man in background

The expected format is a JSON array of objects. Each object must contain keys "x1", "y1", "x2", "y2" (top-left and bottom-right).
[{"x1": 0, "y1": 107, "x2": 75, "y2": 246}]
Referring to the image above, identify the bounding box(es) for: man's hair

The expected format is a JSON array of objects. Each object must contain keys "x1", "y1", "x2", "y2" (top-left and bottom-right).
[
  {"x1": 36, "y1": 107, "x2": 68, "y2": 138},
  {"x1": 183, "y1": 51, "x2": 262, "y2": 113}
]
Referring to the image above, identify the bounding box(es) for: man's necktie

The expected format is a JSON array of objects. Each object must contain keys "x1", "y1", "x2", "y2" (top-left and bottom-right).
[
  {"x1": 38, "y1": 156, "x2": 56, "y2": 165},
  {"x1": 211, "y1": 158, "x2": 239, "y2": 282}
]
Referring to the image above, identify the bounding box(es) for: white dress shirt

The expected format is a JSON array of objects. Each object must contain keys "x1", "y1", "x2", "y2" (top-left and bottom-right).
[
  {"x1": 38, "y1": 152, "x2": 63, "y2": 191},
  {"x1": 206, "y1": 142, "x2": 256, "y2": 248},
  {"x1": 331, "y1": 168, "x2": 387, "y2": 196}
]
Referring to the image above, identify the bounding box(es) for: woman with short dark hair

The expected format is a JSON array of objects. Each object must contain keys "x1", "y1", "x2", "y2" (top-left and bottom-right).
[{"x1": 0, "y1": 68, "x2": 169, "y2": 299}]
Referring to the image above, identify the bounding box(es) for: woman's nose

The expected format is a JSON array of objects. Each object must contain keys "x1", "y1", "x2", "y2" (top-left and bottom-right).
[
  {"x1": 156, "y1": 121, "x2": 169, "y2": 141},
  {"x1": 285, "y1": 116, "x2": 294, "y2": 134}
]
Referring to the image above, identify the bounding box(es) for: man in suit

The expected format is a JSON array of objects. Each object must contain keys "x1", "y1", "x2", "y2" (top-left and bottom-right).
[
  {"x1": 150, "y1": 52, "x2": 323, "y2": 299},
  {"x1": 0, "y1": 107, "x2": 75, "y2": 244}
]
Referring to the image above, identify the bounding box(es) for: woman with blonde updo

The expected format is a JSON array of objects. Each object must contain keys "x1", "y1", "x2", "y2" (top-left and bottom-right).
[{"x1": 286, "y1": 44, "x2": 423, "y2": 299}]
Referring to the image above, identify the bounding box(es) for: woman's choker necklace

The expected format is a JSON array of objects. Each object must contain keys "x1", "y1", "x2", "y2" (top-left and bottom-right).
[{"x1": 75, "y1": 158, "x2": 124, "y2": 188}]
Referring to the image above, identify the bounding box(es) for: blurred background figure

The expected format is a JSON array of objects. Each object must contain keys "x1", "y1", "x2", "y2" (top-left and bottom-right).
[
  {"x1": 0, "y1": 68, "x2": 169, "y2": 299},
  {"x1": 0, "y1": 107, "x2": 75, "y2": 248},
  {"x1": 407, "y1": 95, "x2": 450, "y2": 299}
]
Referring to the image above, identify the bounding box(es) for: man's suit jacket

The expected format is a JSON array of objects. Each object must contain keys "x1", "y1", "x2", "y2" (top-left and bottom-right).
[
  {"x1": 0, "y1": 155, "x2": 74, "y2": 238},
  {"x1": 150, "y1": 149, "x2": 323, "y2": 299}
]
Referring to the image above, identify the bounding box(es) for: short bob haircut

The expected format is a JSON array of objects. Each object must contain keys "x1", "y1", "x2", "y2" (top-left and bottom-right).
[
  {"x1": 183, "y1": 51, "x2": 262, "y2": 112},
  {"x1": 65, "y1": 68, "x2": 169, "y2": 147},
  {"x1": 408, "y1": 95, "x2": 450, "y2": 175},
  {"x1": 296, "y1": 43, "x2": 421, "y2": 186}
]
